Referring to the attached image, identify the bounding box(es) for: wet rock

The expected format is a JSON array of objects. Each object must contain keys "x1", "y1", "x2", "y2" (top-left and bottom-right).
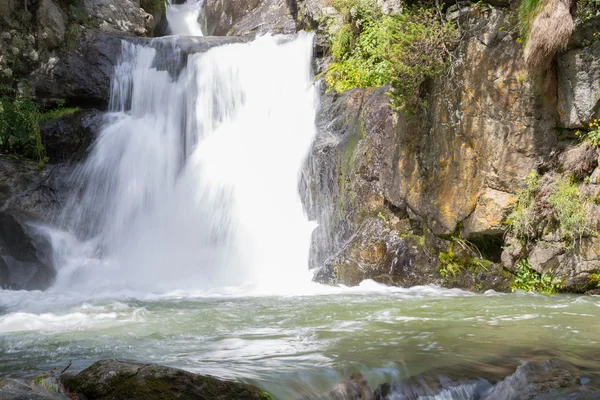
[
  {"x1": 313, "y1": 218, "x2": 415, "y2": 286},
  {"x1": 0, "y1": 210, "x2": 55, "y2": 291},
  {"x1": 0, "y1": 378, "x2": 67, "y2": 400},
  {"x1": 30, "y1": 30, "x2": 248, "y2": 108},
  {"x1": 61, "y1": 360, "x2": 270, "y2": 400},
  {"x1": 205, "y1": 0, "x2": 297, "y2": 36},
  {"x1": 40, "y1": 109, "x2": 104, "y2": 162},
  {"x1": 482, "y1": 359, "x2": 583, "y2": 400},
  {"x1": 0, "y1": 156, "x2": 74, "y2": 220},
  {"x1": 81, "y1": 0, "x2": 154, "y2": 37},
  {"x1": 302, "y1": 373, "x2": 374, "y2": 400},
  {"x1": 302, "y1": 87, "x2": 397, "y2": 270}
]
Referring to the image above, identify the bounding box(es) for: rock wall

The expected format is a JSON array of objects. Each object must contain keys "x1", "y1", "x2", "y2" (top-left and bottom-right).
[{"x1": 304, "y1": 3, "x2": 600, "y2": 293}]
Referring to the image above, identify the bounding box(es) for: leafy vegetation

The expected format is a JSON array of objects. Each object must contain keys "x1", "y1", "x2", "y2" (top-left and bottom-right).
[
  {"x1": 547, "y1": 176, "x2": 588, "y2": 240},
  {"x1": 575, "y1": 118, "x2": 600, "y2": 147},
  {"x1": 0, "y1": 95, "x2": 79, "y2": 162},
  {"x1": 510, "y1": 259, "x2": 563, "y2": 294},
  {"x1": 438, "y1": 238, "x2": 491, "y2": 279},
  {"x1": 506, "y1": 172, "x2": 540, "y2": 240},
  {"x1": 324, "y1": 0, "x2": 457, "y2": 115}
]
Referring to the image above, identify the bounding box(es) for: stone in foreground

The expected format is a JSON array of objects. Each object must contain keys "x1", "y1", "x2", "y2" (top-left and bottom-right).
[{"x1": 61, "y1": 360, "x2": 270, "y2": 400}]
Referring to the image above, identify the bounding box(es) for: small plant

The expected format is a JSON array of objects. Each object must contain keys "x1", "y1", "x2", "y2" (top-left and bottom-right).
[
  {"x1": 575, "y1": 118, "x2": 600, "y2": 147},
  {"x1": 506, "y1": 172, "x2": 540, "y2": 240},
  {"x1": 588, "y1": 272, "x2": 600, "y2": 288},
  {"x1": 438, "y1": 238, "x2": 491, "y2": 278},
  {"x1": 510, "y1": 259, "x2": 563, "y2": 294},
  {"x1": 547, "y1": 176, "x2": 588, "y2": 240}
]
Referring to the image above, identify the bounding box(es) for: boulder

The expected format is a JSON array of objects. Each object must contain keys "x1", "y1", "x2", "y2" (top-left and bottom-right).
[
  {"x1": 204, "y1": 0, "x2": 297, "y2": 36},
  {"x1": 80, "y1": 0, "x2": 154, "y2": 37},
  {"x1": 39, "y1": 109, "x2": 104, "y2": 162},
  {"x1": 0, "y1": 156, "x2": 74, "y2": 221},
  {"x1": 36, "y1": 0, "x2": 67, "y2": 51},
  {"x1": 61, "y1": 360, "x2": 271, "y2": 400},
  {"x1": 0, "y1": 378, "x2": 65, "y2": 400},
  {"x1": 462, "y1": 189, "x2": 516, "y2": 240},
  {"x1": 0, "y1": 210, "x2": 55, "y2": 290},
  {"x1": 482, "y1": 359, "x2": 583, "y2": 400}
]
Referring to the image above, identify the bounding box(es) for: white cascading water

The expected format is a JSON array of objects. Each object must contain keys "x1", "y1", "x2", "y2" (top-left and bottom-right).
[
  {"x1": 166, "y1": 0, "x2": 205, "y2": 36},
  {"x1": 50, "y1": 5, "x2": 318, "y2": 294}
]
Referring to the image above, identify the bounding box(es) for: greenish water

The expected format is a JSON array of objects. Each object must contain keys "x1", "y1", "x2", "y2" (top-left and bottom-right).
[{"x1": 0, "y1": 285, "x2": 599, "y2": 398}]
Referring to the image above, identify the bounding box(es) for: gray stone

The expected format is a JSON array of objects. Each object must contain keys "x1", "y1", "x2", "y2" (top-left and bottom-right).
[
  {"x1": 204, "y1": 0, "x2": 297, "y2": 36},
  {"x1": 0, "y1": 211, "x2": 55, "y2": 291},
  {"x1": 462, "y1": 189, "x2": 516, "y2": 239},
  {"x1": 482, "y1": 359, "x2": 581, "y2": 400},
  {"x1": 30, "y1": 30, "x2": 248, "y2": 108},
  {"x1": 40, "y1": 109, "x2": 104, "y2": 162},
  {"x1": 61, "y1": 360, "x2": 269, "y2": 400},
  {"x1": 80, "y1": 0, "x2": 154, "y2": 37},
  {"x1": 529, "y1": 241, "x2": 563, "y2": 274},
  {"x1": 36, "y1": 0, "x2": 67, "y2": 51},
  {"x1": 557, "y1": 40, "x2": 600, "y2": 128}
]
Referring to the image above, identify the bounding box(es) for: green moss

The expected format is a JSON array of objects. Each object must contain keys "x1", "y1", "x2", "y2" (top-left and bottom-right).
[
  {"x1": 588, "y1": 271, "x2": 600, "y2": 288},
  {"x1": 510, "y1": 259, "x2": 563, "y2": 294},
  {"x1": 261, "y1": 391, "x2": 274, "y2": 400}
]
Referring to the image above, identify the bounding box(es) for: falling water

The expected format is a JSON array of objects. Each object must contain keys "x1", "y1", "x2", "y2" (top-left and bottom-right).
[
  {"x1": 52, "y1": 32, "x2": 318, "y2": 294},
  {"x1": 166, "y1": 0, "x2": 205, "y2": 36}
]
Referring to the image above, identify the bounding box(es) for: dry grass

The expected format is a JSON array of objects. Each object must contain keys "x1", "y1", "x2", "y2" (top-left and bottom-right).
[{"x1": 524, "y1": 0, "x2": 575, "y2": 70}]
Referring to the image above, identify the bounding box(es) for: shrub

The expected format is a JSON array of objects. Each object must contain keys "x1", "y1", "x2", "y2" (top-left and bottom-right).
[
  {"x1": 0, "y1": 96, "x2": 45, "y2": 161},
  {"x1": 510, "y1": 259, "x2": 563, "y2": 294},
  {"x1": 507, "y1": 172, "x2": 540, "y2": 240},
  {"x1": 0, "y1": 96, "x2": 79, "y2": 162},
  {"x1": 324, "y1": 1, "x2": 457, "y2": 115},
  {"x1": 547, "y1": 176, "x2": 588, "y2": 240},
  {"x1": 575, "y1": 118, "x2": 600, "y2": 147}
]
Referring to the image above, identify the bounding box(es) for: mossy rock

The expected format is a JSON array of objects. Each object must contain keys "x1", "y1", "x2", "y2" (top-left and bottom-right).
[{"x1": 61, "y1": 360, "x2": 271, "y2": 400}]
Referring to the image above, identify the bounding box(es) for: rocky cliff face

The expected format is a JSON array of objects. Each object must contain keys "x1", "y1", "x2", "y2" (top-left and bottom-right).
[
  {"x1": 2, "y1": 0, "x2": 600, "y2": 293},
  {"x1": 302, "y1": 2, "x2": 600, "y2": 293}
]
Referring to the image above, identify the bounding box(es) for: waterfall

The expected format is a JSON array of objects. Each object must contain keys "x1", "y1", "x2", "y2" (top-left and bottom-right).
[
  {"x1": 166, "y1": 0, "x2": 205, "y2": 36},
  {"x1": 52, "y1": 32, "x2": 318, "y2": 293}
]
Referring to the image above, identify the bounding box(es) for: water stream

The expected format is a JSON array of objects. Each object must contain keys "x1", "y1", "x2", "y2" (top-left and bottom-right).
[{"x1": 0, "y1": 1, "x2": 599, "y2": 399}]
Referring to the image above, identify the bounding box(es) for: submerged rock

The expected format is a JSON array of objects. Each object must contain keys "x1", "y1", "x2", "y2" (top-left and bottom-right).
[
  {"x1": 61, "y1": 360, "x2": 271, "y2": 400},
  {"x1": 0, "y1": 210, "x2": 55, "y2": 290}
]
